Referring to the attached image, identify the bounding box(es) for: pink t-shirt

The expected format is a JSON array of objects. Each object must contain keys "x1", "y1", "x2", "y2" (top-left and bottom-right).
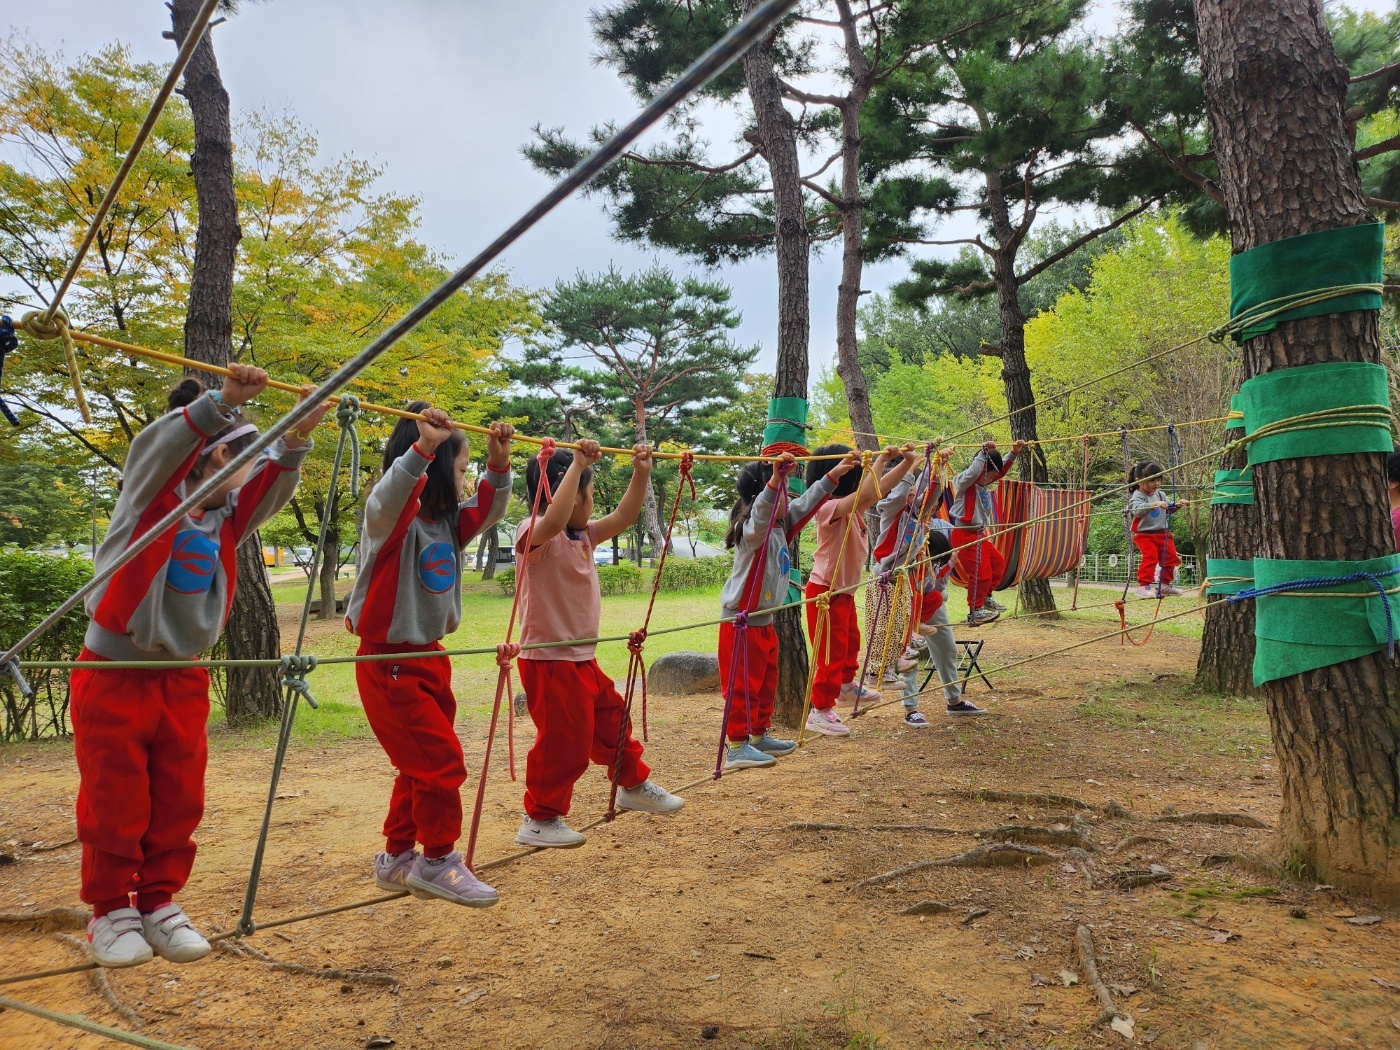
[
  {"x1": 808, "y1": 499, "x2": 868, "y2": 592},
  {"x1": 515, "y1": 518, "x2": 603, "y2": 661},
  {"x1": 1391, "y1": 506, "x2": 1400, "y2": 552}
]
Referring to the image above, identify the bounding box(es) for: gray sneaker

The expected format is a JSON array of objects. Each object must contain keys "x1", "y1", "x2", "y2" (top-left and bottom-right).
[
  {"x1": 751, "y1": 733, "x2": 797, "y2": 756},
  {"x1": 967, "y1": 607, "x2": 1001, "y2": 626},
  {"x1": 405, "y1": 851, "x2": 499, "y2": 908},
  {"x1": 984, "y1": 596, "x2": 1008, "y2": 613},
  {"x1": 616, "y1": 779, "x2": 685, "y2": 815},
  {"x1": 374, "y1": 848, "x2": 433, "y2": 899},
  {"x1": 725, "y1": 742, "x2": 777, "y2": 770}
]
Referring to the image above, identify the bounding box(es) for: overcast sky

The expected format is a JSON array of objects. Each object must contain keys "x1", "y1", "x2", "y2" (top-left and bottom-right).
[{"x1": 9, "y1": 1, "x2": 1397, "y2": 378}]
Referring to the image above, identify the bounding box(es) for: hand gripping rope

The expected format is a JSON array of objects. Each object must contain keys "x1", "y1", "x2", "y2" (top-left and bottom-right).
[{"x1": 605, "y1": 451, "x2": 695, "y2": 819}]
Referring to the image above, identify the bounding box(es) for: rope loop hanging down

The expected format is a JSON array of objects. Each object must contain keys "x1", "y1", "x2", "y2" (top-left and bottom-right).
[
  {"x1": 18, "y1": 308, "x2": 90, "y2": 423},
  {"x1": 335, "y1": 394, "x2": 363, "y2": 498}
]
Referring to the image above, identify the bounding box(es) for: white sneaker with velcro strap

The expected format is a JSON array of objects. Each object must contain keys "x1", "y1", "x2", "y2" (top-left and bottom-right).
[
  {"x1": 140, "y1": 903, "x2": 211, "y2": 963},
  {"x1": 87, "y1": 907, "x2": 153, "y2": 968}
]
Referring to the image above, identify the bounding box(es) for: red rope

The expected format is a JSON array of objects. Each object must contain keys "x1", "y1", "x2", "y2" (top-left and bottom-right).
[
  {"x1": 1071, "y1": 435, "x2": 1091, "y2": 612},
  {"x1": 1114, "y1": 596, "x2": 1164, "y2": 647},
  {"x1": 606, "y1": 452, "x2": 694, "y2": 819},
  {"x1": 463, "y1": 438, "x2": 555, "y2": 868}
]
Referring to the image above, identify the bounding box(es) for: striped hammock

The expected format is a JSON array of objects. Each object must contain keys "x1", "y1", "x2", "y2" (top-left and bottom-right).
[{"x1": 949, "y1": 479, "x2": 1090, "y2": 588}]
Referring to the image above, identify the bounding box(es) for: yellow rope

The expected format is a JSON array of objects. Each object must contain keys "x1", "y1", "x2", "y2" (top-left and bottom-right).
[{"x1": 18, "y1": 310, "x2": 91, "y2": 423}]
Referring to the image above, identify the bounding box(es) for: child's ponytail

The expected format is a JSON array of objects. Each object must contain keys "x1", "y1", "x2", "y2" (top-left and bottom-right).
[
  {"x1": 725, "y1": 460, "x2": 768, "y2": 549},
  {"x1": 1126, "y1": 461, "x2": 1140, "y2": 493}
]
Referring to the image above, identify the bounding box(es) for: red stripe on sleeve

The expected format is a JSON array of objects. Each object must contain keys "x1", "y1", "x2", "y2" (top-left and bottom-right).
[
  {"x1": 355, "y1": 475, "x2": 426, "y2": 641},
  {"x1": 457, "y1": 479, "x2": 496, "y2": 546}
]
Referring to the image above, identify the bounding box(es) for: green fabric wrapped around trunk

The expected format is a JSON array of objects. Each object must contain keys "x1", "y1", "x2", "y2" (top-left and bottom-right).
[
  {"x1": 1210, "y1": 468, "x2": 1254, "y2": 505},
  {"x1": 1237, "y1": 361, "x2": 1392, "y2": 466},
  {"x1": 1205, "y1": 558, "x2": 1254, "y2": 595}
]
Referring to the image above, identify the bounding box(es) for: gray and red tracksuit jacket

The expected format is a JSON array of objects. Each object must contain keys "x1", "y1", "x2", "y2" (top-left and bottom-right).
[
  {"x1": 949, "y1": 448, "x2": 1019, "y2": 530},
  {"x1": 344, "y1": 445, "x2": 511, "y2": 646},
  {"x1": 872, "y1": 471, "x2": 945, "y2": 574},
  {"x1": 84, "y1": 393, "x2": 309, "y2": 661},
  {"x1": 720, "y1": 476, "x2": 834, "y2": 628}
]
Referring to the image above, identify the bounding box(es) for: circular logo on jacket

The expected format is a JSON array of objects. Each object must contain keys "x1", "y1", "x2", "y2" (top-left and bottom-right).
[
  {"x1": 166, "y1": 529, "x2": 220, "y2": 595},
  {"x1": 418, "y1": 541, "x2": 456, "y2": 594},
  {"x1": 777, "y1": 546, "x2": 791, "y2": 578}
]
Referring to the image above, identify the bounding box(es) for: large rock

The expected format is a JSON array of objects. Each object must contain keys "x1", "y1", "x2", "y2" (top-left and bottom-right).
[{"x1": 647, "y1": 650, "x2": 721, "y2": 695}]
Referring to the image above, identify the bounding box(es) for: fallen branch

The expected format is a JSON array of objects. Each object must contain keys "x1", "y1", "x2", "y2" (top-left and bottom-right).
[
  {"x1": 974, "y1": 824, "x2": 1095, "y2": 851},
  {"x1": 54, "y1": 932, "x2": 143, "y2": 1028},
  {"x1": 26, "y1": 838, "x2": 79, "y2": 853},
  {"x1": 897, "y1": 900, "x2": 958, "y2": 916},
  {"x1": 1075, "y1": 925, "x2": 1124, "y2": 1026},
  {"x1": 950, "y1": 788, "x2": 1091, "y2": 810},
  {"x1": 0, "y1": 907, "x2": 89, "y2": 931},
  {"x1": 857, "y1": 843, "x2": 1060, "y2": 888},
  {"x1": 1101, "y1": 800, "x2": 1133, "y2": 819},
  {"x1": 1155, "y1": 811, "x2": 1269, "y2": 829},
  {"x1": 216, "y1": 935, "x2": 398, "y2": 987},
  {"x1": 782, "y1": 822, "x2": 958, "y2": 835}
]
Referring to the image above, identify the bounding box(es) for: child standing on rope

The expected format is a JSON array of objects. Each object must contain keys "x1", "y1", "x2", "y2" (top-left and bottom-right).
[
  {"x1": 1127, "y1": 461, "x2": 1185, "y2": 598},
  {"x1": 803, "y1": 443, "x2": 913, "y2": 736},
  {"x1": 346, "y1": 404, "x2": 514, "y2": 907},
  {"x1": 899, "y1": 525, "x2": 987, "y2": 719},
  {"x1": 863, "y1": 446, "x2": 951, "y2": 690},
  {"x1": 72, "y1": 366, "x2": 329, "y2": 968},
  {"x1": 719, "y1": 452, "x2": 849, "y2": 769},
  {"x1": 950, "y1": 439, "x2": 1025, "y2": 626},
  {"x1": 514, "y1": 441, "x2": 684, "y2": 849}
]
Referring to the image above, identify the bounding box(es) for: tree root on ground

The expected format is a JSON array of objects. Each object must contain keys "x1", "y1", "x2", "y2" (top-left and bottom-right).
[
  {"x1": 974, "y1": 824, "x2": 1095, "y2": 851},
  {"x1": 53, "y1": 932, "x2": 142, "y2": 1028},
  {"x1": 948, "y1": 788, "x2": 1091, "y2": 810},
  {"x1": 215, "y1": 934, "x2": 398, "y2": 986},
  {"x1": 1101, "y1": 800, "x2": 1133, "y2": 819},
  {"x1": 1155, "y1": 811, "x2": 1269, "y2": 829},
  {"x1": 0, "y1": 906, "x2": 89, "y2": 931},
  {"x1": 858, "y1": 843, "x2": 1060, "y2": 888},
  {"x1": 1076, "y1": 925, "x2": 1127, "y2": 1027},
  {"x1": 897, "y1": 900, "x2": 959, "y2": 916},
  {"x1": 781, "y1": 822, "x2": 958, "y2": 835},
  {"x1": 1201, "y1": 853, "x2": 1286, "y2": 879},
  {"x1": 1106, "y1": 869, "x2": 1174, "y2": 890}
]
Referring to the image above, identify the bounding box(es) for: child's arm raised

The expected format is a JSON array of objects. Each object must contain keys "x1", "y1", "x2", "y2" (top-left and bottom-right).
[
  {"x1": 821, "y1": 451, "x2": 863, "y2": 519},
  {"x1": 458, "y1": 422, "x2": 515, "y2": 545},
  {"x1": 593, "y1": 444, "x2": 654, "y2": 545},
  {"x1": 528, "y1": 440, "x2": 601, "y2": 550},
  {"x1": 863, "y1": 444, "x2": 914, "y2": 513},
  {"x1": 363, "y1": 406, "x2": 453, "y2": 543}
]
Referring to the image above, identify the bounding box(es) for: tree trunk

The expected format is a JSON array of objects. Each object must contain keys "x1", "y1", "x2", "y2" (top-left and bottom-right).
[
  {"x1": 480, "y1": 526, "x2": 499, "y2": 581},
  {"x1": 317, "y1": 528, "x2": 338, "y2": 621},
  {"x1": 634, "y1": 403, "x2": 668, "y2": 556},
  {"x1": 831, "y1": 1, "x2": 878, "y2": 453},
  {"x1": 170, "y1": 1, "x2": 282, "y2": 721},
  {"x1": 1196, "y1": 428, "x2": 1256, "y2": 695},
  {"x1": 1196, "y1": 0, "x2": 1400, "y2": 895},
  {"x1": 743, "y1": 0, "x2": 810, "y2": 730},
  {"x1": 984, "y1": 173, "x2": 1056, "y2": 618}
]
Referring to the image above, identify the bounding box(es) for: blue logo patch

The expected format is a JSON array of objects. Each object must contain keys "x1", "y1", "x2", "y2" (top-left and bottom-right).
[
  {"x1": 166, "y1": 529, "x2": 220, "y2": 595},
  {"x1": 418, "y1": 541, "x2": 456, "y2": 594},
  {"x1": 777, "y1": 546, "x2": 791, "y2": 579}
]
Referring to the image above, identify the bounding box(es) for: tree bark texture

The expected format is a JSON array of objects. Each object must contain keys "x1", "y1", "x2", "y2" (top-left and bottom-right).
[
  {"x1": 1196, "y1": 428, "x2": 1257, "y2": 695},
  {"x1": 171, "y1": 1, "x2": 282, "y2": 722},
  {"x1": 984, "y1": 172, "x2": 1057, "y2": 617},
  {"x1": 743, "y1": 0, "x2": 810, "y2": 729},
  {"x1": 1197, "y1": 0, "x2": 1399, "y2": 895},
  {"x1": 831, "y1": 0, "x2": 879, "y2": 454}
]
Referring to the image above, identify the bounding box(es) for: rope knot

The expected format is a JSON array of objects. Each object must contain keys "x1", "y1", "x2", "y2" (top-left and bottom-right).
[
  {"x1": 280, "y1": 653, "x2": 319, "y2": 709},
  {"x1": 538, "y1": 438, "x2": 556, "y2": 462},
  {"x1": 678, "y1": 450, "x2": 697, "y2": 497},
  {"x1": 627, "y1": 629, "x2": 647, "y2": 655},
  {"x1": 336, "y1": 394, "x2": 361, "y2": 427},
  {"x1": 732, "y1": 612, "x2": 748, "y2": 630},
  {"x1": 877, "y1": 571, "x2": 892, "y2": 592},
  {"x1": 496, "y1": 642, "x2": 521, "y2": 667},
  {"x1": 815, "y1": 591, "x2": 831, "y2": 611},
  {"x1": 18, "y1": 307, "x2": 70, "y2": 343},
  {"x1": 776, "y1": 458, "x2": 794, "y2": 478}
]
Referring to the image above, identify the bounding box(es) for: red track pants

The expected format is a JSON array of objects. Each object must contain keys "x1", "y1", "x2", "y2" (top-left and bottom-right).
[
  {"x1": 518, "y1": 658, "x2": 648, "y2": 820},
  {"x1": 718, "y1": 620, "x2": 778, "y2": 742},
  {"x1": 356, "y1": 641, "x2": 466, "y2": 857},
  {"x1": 1134, "y1": 531, "x2": 1180, "y2": 586},
  {"x1": 70, "y1": 649, "x2": 210, "y2": 915},
  {"x1": 952, "y1": 528, "x2": 1005, "y2": 610},
  {"x1": 804, "y1": 583, "x2": 859, "y2": 710}
]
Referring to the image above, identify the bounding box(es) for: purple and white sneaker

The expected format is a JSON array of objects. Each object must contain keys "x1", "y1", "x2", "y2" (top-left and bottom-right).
[
  {"x1": 405, "y1": 850, "x2": 499, "y2": 908},
  {"x1": 903, "y1": 710, "x2": 932, "y2": 727},
  {"x1": 375, "y1": 849, "x2": 433, "y2": 899}
]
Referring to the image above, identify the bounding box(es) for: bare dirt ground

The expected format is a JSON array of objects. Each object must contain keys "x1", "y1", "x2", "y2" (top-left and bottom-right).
[{"x1": 2, "y1": 613, "x2": 1399, "y2": 1049}]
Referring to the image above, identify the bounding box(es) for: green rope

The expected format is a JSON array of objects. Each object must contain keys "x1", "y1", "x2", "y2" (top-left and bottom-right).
[{"x1": 0, "y1": 993, "x2": 195, "y2": 1050}]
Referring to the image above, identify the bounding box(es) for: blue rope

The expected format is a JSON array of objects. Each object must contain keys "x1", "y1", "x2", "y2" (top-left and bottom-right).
[{"x1": 1227, "y1": 565, "x2": 1400, "y2": 658}]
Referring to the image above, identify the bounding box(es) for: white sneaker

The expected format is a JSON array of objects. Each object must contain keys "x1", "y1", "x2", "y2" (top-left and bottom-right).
[
  {"x1": 615, "y1": 779, "x2": 685, "y2": 815},
  {"x1": 88, "y1": 908, "x2": 153, "y2": 968},
  {"x1": 515, "y1": 816, "x2": 587, "y2": 849},
  {"x1": 1134, "y1": 585, "x2": 1158, "y2": 599},
  {"x1": 881, "y1": 669, "x2": 900, "y2": 684},
  {"x1": 806, "y1": 707, "x2": 851, "y2": 736},
  {"x1": 140, "y1": 903, "x2": 210, "y2": 963}
]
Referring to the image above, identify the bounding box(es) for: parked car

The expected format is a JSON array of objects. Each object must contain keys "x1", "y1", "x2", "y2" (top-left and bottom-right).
[{"x1": 593, "y1": 546, "x2": 615, "y2": 566}]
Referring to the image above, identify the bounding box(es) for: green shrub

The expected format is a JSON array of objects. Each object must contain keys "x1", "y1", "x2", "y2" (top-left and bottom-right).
[
  {"x1": 0, "y1": 550, "x2": 93, "y2": 740},
  {"x1": 655, "y1": 554, "x2": 733, "y2": 592},
  {"x1": 495, "y1": 567, "x2": 516, "y2": 596},
  {"x1": 598, "y1": 562, "x2": 646, "y2": 596}
]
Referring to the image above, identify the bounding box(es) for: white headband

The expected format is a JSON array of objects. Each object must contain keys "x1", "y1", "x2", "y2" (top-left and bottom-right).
[{"x1": 199, "y1": 422, "x2": 259, "y2": 457}]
